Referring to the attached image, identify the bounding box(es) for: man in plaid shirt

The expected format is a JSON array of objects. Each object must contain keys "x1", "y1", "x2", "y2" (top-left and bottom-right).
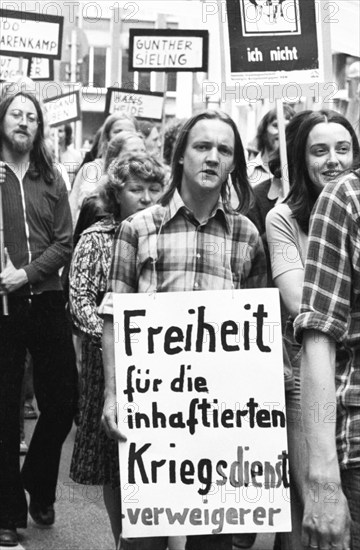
[
  {"x1": 100, "y1": 110, "x2": 267, "y2": 550},
  {"x1": 294, "y1": 170, "x2": 360, "y2": 550}
]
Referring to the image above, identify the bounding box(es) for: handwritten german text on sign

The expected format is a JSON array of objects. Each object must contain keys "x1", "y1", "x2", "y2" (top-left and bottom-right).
[
  {"x1": 29, "y1": 57, "x2": 54, "y2": 81},
  {"x1": 105, "y1": 88, "x2": 164, "y2": 121},
  {"x1": 43, "y1": 91, "x2": 80, "y2": 127},
  {"x1": 113, "y1": 289, "x2": 290, "y2": 537},
  {"x1": 0, "y1": 9, "x2": 63, "y2": 59},
  {"x1": 129, "y1": 29, "x2": 209, "y2": 72},
  {"x1": 226, "y1": 0, "x2": 322, "y2": 85},
  {"x1": 0, "y1": 55, "x2": 29, "y2": 81}
]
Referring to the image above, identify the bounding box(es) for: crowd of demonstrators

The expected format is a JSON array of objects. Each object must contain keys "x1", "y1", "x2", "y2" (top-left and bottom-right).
[
  {"x1": 0, "y1": 90, "x2": 78, "y2": 547},
  {"x1": 1, "y1": 77, "x2": 359, "y2": 550},
  {"x1": 99, "y1": 110, "x2": 267, "y2": 550},
  {"x1": 69, "y1": 113, "x2": 138, "y2": 224},
  {"x1": 69, "y1": 154, "x2": 167, "y2": 549}
]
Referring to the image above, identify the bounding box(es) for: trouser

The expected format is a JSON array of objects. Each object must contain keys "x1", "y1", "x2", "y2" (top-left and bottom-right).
[
  {"x1": 0, "y1": 292, "x2": 78, "y2": 528},
  {"x1": 341, "y1": 468, "x2": 360, "y2": 550}
]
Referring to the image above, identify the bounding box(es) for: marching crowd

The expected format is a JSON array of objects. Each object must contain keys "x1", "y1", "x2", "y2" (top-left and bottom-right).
[{"x1": 0, "y1": 81, "x2": 359, "y2": 550}]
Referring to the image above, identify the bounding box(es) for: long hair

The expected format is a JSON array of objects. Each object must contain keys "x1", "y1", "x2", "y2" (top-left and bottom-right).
[
  {"x1": 64, "y1": 123, "x2": 72, "y2": 147},
  {"x1": 268, "y1": 110, "x2": 313, "y2": 180},
  {"x1": 285, "y1": 109, "x2": 360, "y2": 234},
  {"x1": 256, "y1": 104, "x2": 295, "y2": 154},
  {"x1": 100, "y1": 153, "x2": 166, "y2": 221},
  {"x1": 97, "y1": 113, "x2": 138, "y2": 159},
  {"x1": 104, "y1": 131, "x2": 145, "y2": 172},
  {"x1": 0, "y1": 91, "x2": 56, "y2": 184},
  {"x1": 160, "y1": 110, "x2": 252, "y2": 214}
]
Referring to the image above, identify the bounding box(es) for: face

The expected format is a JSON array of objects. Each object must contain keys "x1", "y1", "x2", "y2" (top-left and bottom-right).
[
  {"x1": 305, "y1": 122, "x2": 353, "y2": 190},
  {"x1": 57, "y1": 125, "x2": 66, "y2": 146},
  {"x1": 179, "y1": 118, "x2": 235, "y2": 200},
  {"x1": 120, "y1": 136, "x2": 146, "y2": 159},
  {"x1": 109, "y1": 118, "x2": 136, "y2": 140},
  {"x1": 264, "y1": 117, "x2": 290, "y2": 153},
  {"x1": 120, "y1": 176, "x2": 163, "y2": 221},
  {"x1": 145, "y1": 127, "x2": 162, "y2": 157},
  {"x1": 1, "y1": 95, "x2": 39, "y2": 155}
]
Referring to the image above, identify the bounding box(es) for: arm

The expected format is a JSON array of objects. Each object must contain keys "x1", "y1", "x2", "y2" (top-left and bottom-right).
[
  {"x1": 69, "y1": 231, "x2": 107, "y2": 340},
  {"x1": 101, "y1": 315, "x2": 127, "y2": 442},
  {"x1": 273, "y1": 269, "x2": 304, "y2": 319},
  {"x1": 301, "y1": 330, "x2": 351, "y2": 548}
]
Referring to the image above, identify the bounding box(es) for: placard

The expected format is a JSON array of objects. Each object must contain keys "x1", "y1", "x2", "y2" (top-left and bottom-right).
[
  {"x1": 0, "y1": 9, "x2": 63, "y2": 59},
  {"x1": 105, "y1": 88, "x2": 164, "y2": 121},
  {"x1": 129, "y1": 29, "x2": 209, "y2": 72},
  {"x1": 226, "y1": 0, "x2": 323, "y2": 85},
  {"x1": 28, "y1": 57, "x2": 54, "y2": 81},
  {"x1": 0, "y1": 55, "x2": 29, "y2": 81},
  {"x1": 43, "y1": 90, "x2": 80, "y2": 127},
  {"x1": 113, "y1": 288, "x2": 291, "y2": 537}
]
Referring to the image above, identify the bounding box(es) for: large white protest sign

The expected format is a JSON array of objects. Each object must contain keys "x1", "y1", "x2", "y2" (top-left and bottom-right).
[
  {"x1": 43, "y1": 91, "x2": 80, "y2": 127},
  {"x1": 105, "y1": 88, "x2": 164, "y2": 121},
  {"x1": 113, "y1": 288, "x2": 291, "y2": 537},
  {"x1": 129, "y1": 29, "x2": 209, "y2": 72},
  {"x1": 0, "y1": 9, "x2": 63, "y2": 59}
]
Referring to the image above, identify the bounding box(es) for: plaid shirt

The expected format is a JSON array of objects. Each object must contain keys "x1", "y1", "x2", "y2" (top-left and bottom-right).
[
  {"x1": 294, "y1": 171, "x2": 360, "y2": 469},
  {"x1": 99, "y1": 189, "x2": 266, "y2": 316}
]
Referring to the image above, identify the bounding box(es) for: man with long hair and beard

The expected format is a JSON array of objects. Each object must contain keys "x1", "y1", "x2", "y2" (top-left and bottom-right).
[{"x1": 0, "y1": 91, "x2": 78, "y2": 547}]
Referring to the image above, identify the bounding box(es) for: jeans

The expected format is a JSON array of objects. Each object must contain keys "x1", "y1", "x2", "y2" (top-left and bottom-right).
[
  {"x1": 0, "y1": 292, "x2": 78, "y2": 527},
  {"x1": 341, "y1": 468, "x2": 360, "y2": 549}
]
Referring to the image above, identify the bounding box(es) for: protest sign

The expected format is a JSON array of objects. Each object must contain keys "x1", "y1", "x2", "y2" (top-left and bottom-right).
[
  {"x1": 225, "y1": 0, "x2": 323, "y2": 85},
  {"x1": 28, "y1": 57, "x2": 54, "y2": 81},
  {"x1": 105, "y1": 88, "x2": 164, "y2": 121},
  {"x1": 113, "y1": 288, "x2": 291, "y2": 537},
  {"x1": 129, "y1": 29, "x2": 209, "y2": 72},
  {"x1": 0, "y1": 55, "x2": 29, "y2": 81},
  {"x1": 0, "y1": 9, "x2": 63, "y2": 59},
  {"x1": 43, "y1": 90, "x2": 80, "y2": 127}
]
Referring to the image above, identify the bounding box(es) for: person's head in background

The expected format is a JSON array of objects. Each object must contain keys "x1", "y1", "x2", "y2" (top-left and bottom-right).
[
  {"x1": 104, "y1": 131, "x2": 146, "y2": 172},
  {"x1": 254, "y1": 104, "x2": 295, "y2": 160},
  {"x1": 100, "y1": 153, "x2": 166, "y2": 222},
  {"x1": 285, "y1": 109, "x2": 360, "y2": 233},
  {"x1": 138, "y1": 120, "x2": 162, "y2": 158},
  {"x1": 268, "y1": 110, "x2": 313, "y2": 185},
  {"x1": 163, "y1": 118, "x2": 186, "y2": 166},
  {"x1": 161, "y1": 109, "x2": 251, "y2": 214},
  {"x1": 97, "y1": 113, "x2": 138, "y2": 160},
  {"x1": 57, "y1": 123, "x2": 73, "y2": 149}
]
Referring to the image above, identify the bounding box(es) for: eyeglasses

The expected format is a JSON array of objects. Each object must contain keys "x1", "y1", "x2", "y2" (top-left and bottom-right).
[{"x1": 8, "y1": 110, "x2": 39, "y2": 126}]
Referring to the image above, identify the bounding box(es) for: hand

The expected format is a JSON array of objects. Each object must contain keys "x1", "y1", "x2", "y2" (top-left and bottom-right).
[
  {"x1": 101, "y1": 392, "x2": 127, "y2": 442},
  {"x1": 0, "y1": 161, "x2": 6, "y2": 185},
  {"x1": 0, "y1": 248, "x2": 28, "y2": 294},
  {"x1": 302, "y1": 482, "x2": 351, "y2": 550}
]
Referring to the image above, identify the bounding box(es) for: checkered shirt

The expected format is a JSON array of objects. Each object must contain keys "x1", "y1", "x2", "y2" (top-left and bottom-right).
[
  {"x1": 294, "y1": 171, "x2": 360, "y2": 468},
  {"x1": 99, "y1": 189, "x2": 267, "y2": 316}
]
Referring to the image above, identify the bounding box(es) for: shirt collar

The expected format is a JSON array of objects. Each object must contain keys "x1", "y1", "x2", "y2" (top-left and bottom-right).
[{"x1": 164, "y1": 188, "x2": 230, "y2": 233}]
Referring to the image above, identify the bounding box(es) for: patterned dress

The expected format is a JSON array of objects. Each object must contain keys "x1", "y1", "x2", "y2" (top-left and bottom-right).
[{"x1": 69, "y1": 217, "x2": 119, "y2": 486}]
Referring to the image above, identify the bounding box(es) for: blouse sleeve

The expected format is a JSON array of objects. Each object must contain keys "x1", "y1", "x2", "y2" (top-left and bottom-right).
[
  {"x1": 266, "y1": 205, "x2": 305, "y2": 281},
  {"x1": 69, "y1": 231, "x2": 110, "y2": 339}
]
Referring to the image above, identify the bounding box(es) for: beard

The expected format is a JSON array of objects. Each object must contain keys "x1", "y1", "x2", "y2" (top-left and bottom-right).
[{"x1": 1, "y1": 129, "x2": 35, "y2": 155}]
